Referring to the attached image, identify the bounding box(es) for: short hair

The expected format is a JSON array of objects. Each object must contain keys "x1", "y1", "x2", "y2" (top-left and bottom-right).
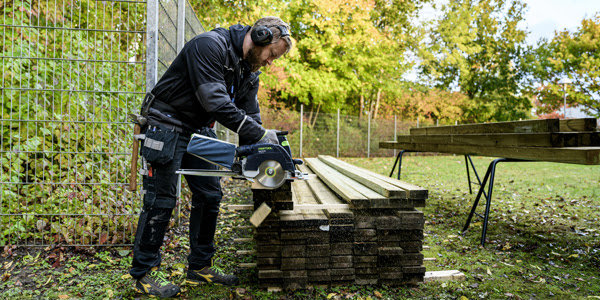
[{"x1": 251, "y1": 16, "x2": 293, "y2": 54}]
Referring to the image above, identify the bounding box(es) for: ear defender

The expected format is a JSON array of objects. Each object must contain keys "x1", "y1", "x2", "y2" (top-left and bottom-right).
[{"x1": 251, "y1": 25, "x2": 290, "y2": 46}]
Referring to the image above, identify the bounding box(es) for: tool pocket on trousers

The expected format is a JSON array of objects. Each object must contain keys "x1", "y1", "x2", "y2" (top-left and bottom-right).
[{"x1": 141, "y1": 125, "x2": 179, "y2": 165}]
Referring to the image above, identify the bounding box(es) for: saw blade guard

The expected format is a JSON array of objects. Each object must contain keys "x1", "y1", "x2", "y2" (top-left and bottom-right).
[{"x1": 187, "y1": 134, "x2": 237, "y2": 169}]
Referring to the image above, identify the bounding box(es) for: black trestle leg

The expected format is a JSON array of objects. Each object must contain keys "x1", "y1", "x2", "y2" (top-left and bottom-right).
[
  {"x1": 465, "y1": 155, "x2": 472, "y2": 194},
  {"x1": 463, "y1": 158, "x2": 529, "y2": 246},
  {"x1": 462, "y1": 161, "x2": 493, "y2": 235},
  {"x1": 389, "y1": 150, "x2": 410, "y2": 179}
]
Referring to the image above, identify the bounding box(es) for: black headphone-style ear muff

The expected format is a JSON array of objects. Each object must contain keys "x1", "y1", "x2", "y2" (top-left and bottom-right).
[{"x1": 251, "y1": 25, "x2": 290, "y2": 47}]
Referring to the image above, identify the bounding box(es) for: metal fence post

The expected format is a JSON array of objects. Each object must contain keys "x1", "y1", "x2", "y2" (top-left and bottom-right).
[
  {"x1": 176, "y1": 0, "x2": 186, "y2": 53},
  {"x1": 367, "y1": 111, "x2": 371, "y2": 158},
  {"x1": 146, "y1": 0, "x2": 159, "y2": 92},
  {"x1": 300, "y1": 104, "x2": 303, "y2": 157},
  {"x1": 417, "y1": 117, "x2": 420, "y2": 128},
  {"x1": 393, "y1": 114, "x2": 397, "y2": 157},
  {"x1": 336, "y1": 108, "x2": 340, "y2": 157}
]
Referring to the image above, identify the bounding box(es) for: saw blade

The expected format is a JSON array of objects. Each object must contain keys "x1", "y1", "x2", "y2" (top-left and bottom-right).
[{"x1": 255, "y1": 160, "x2": 286, "y2": 188}]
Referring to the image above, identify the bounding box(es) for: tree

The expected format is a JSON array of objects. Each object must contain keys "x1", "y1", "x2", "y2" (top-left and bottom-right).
[
  {"x1": 192, "y1": 0, "x2": 425, "y2": 119},
  {"x1": 418, "y1": 0, "x2": 531, "y2": 122},
  {"x1": 524, "y1": 15, "x2": 600, "y2": 118}
]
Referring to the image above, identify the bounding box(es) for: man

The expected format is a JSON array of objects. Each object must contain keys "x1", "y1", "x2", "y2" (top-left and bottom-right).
[{"x1": 130, "y1": 16, "x2": 292, "y2": 297}]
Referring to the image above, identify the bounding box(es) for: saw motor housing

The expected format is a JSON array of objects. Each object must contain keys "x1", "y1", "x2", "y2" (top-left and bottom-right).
[{"x1": 234, "y1": 132, "x2": 303, "y2": 189}]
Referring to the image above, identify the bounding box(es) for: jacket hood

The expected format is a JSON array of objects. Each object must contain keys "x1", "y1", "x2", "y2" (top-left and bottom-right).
[{"x1": 228, "y1": 24, "x2": 251, "y2": 59}]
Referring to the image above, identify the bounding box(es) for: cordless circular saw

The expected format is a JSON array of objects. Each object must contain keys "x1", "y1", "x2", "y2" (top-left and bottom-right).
[{"x1": 178, "y1": 131, "x2": 307, "y2": 189}]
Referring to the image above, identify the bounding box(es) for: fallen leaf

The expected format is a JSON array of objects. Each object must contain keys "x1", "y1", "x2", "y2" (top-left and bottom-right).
[
  {"x1": 121, "y1": 274, "x2": 132, "y2": 280},
  {"x1": 118, "y1": 250, "x2": 130, "y2": 257},
  {"x1": 99, "y1": 233, "x2": 108, "y2": 244},
  {"x1": 44, "y1": 275, "x2": 53, "y2": 286},
  {"x1": 58, "y1": 295, "x2": 69, "y2": 299},
  {"x1": 173, "y1": 263, "x2": 185, "y2": 271},
  {"x1": 327, "y1": 293, "x2": 337, "y2": 299},
  {"x1": 235, "y1": 288, "x2": 246, "y2": 296},
  {"x1": 1, "y1": 272, "x2": 10, "y2": 282},
  {"x1": 460, "y1": 296, "x2": 468, "y2": 300},
  {"x1": 374, "y1": 291, "x2": 383, "y2": 299},
  {"x1": 486, "y1": 267, "x2": 492, "y2": 275}
]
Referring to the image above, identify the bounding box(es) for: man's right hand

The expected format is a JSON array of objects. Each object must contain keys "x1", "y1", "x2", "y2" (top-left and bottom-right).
[{"x1": 257, "y1": 129, "x2": 279, "y2": 144}]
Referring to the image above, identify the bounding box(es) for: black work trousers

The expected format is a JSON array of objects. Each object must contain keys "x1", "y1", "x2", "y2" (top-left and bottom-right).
[{"x1": 129, "y1": 127, "x2": 222, "y2": 279}]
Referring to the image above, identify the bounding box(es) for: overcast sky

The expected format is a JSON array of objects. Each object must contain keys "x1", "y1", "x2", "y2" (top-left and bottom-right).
[{"x1": 523, "y1": 0, "x2": 600, "y2": 44}]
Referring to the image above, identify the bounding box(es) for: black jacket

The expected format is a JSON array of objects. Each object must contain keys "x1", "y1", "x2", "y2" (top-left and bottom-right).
[{"x1": 150, "y1": 24, "x2": 265, "y2": 145}]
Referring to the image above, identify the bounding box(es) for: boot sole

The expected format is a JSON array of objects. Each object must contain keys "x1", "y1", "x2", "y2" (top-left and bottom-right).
[
  {"x1": 135, "y1": 286, "x2": 180, "y2": 298},
  {"x1": 184, "y1": 278, "x2": 238, "y2": 286}
]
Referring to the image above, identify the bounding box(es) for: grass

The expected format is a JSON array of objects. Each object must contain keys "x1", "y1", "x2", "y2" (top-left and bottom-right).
[{"x1": 1, "y1": 155, "x2": 599, "y2": 299}]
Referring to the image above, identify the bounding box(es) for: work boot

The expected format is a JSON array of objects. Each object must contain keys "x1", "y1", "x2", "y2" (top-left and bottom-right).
[
  {"x1": 185, "y1": 265, "x2": 239, "y2": 286},
  {"x1": 135, "y1": 267, "x2": 181, "y2": 298}
]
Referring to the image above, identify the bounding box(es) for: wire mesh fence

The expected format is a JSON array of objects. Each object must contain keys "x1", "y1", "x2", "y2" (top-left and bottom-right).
[
  {"x1": 259, "y1": 106, "x2": 418, "y2": 159},
  {"x1": 0, "y1": 0, "x2": 204, "y2": 247}
]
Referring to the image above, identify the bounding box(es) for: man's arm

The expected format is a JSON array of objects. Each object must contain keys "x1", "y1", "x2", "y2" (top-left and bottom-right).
[
  {"x1": 186, "y1": 34, "x2": 265, "y2": 143},
  {"x1": 238, "y1": 81, "x2": 262, "y2": 125}
]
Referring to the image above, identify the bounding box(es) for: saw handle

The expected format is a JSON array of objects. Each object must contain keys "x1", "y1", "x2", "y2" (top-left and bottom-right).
[{"x1": 236, "y1": 144, "x2": 255, "y2": 157}]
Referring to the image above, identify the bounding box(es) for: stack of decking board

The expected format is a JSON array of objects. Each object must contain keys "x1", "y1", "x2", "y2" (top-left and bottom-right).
[
  {"x1": 380, "y1": 118, "x2": 600, "y2": 165},
  {"x1": 253, "y1": 155, "x2": 428, "y2": 290}
]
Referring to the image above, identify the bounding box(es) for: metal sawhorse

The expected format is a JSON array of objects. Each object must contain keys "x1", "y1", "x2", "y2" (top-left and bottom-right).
[{"x1": 389, "y1": 150, "x2": 530, "y2": 246}]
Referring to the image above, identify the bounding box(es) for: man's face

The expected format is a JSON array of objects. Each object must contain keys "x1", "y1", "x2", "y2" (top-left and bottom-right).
[{"x1": 246, "y1": 39, "x2": 288, "y2": 72}]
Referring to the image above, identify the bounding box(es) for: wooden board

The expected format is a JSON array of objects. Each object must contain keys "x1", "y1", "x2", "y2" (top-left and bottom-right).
[
  {"x1": 321, "y1": 158, "x2": 427, "y2": 199},
  {"x1": 396, "y1": 132, "x2": 600, "y2": 148},
  {"x1": 297, "y1": 164, "x2": 354, "y2": 220},
  {"x1": 560, "y1": 118, "x2": 598, "y2": 132},
  {"x1": 380, "y1": 142, "x2": 600, "y2": 165},
  {"x1": 318, "y1": 155, "x2": 409, "y2": 199},
  {"x1": 305, "y1": 158, "x2": 368, "y2": 206},
  {"x1": 292, "y1": 180, "x2": 329, "y2": 223},
  {"x1": 423, "y1": 270, "x2": 465, "y2": 282},
  {"x1": 410, "y1": 118, "x2": 597, "y2": 136},
  {"x1": 410, "y1": 119, "x2": 560, "y2": 135}
]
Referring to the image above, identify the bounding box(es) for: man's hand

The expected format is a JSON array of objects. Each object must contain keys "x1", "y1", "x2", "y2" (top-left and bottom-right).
[{"x1": 257, "y1": 129, "x2": 279, "y2": 144}]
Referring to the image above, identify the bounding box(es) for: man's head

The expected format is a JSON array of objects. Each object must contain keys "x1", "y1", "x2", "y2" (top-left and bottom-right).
[{"x1": 244, "y1": 16, "x2": 292, "y2": 72}]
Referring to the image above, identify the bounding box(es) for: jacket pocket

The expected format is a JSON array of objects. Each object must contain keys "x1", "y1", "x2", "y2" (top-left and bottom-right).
[{"x1": 141, "y1": 125, "x2": 179, "y2": 165}]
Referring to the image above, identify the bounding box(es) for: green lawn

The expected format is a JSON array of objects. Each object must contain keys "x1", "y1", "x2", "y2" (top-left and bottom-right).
[{"x1": 1, "y1": 155, "x2": 599, "y2": 299}]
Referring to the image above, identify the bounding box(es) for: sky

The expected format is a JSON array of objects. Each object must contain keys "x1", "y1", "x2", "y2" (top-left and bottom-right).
[{"x1": 523, "y1": 0, "x2": 600, "y2": 45}]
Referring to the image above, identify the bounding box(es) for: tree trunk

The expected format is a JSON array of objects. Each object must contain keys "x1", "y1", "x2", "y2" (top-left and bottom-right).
[
  {"x1": 307, "y1": 104, "x2": 314, "y2": 128},
  {"x1": 359, "y1": 94, "x2": 364, "y2": 120},
  {"x1": 369, "y1": 98, "x2": 375, "y2": 119},
  {"x1": 373, "y1": 88, "x2": 382, "y2": 119},
  {"x1": 310, "y1": 102, "x2": 322, "y2": 128}
]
